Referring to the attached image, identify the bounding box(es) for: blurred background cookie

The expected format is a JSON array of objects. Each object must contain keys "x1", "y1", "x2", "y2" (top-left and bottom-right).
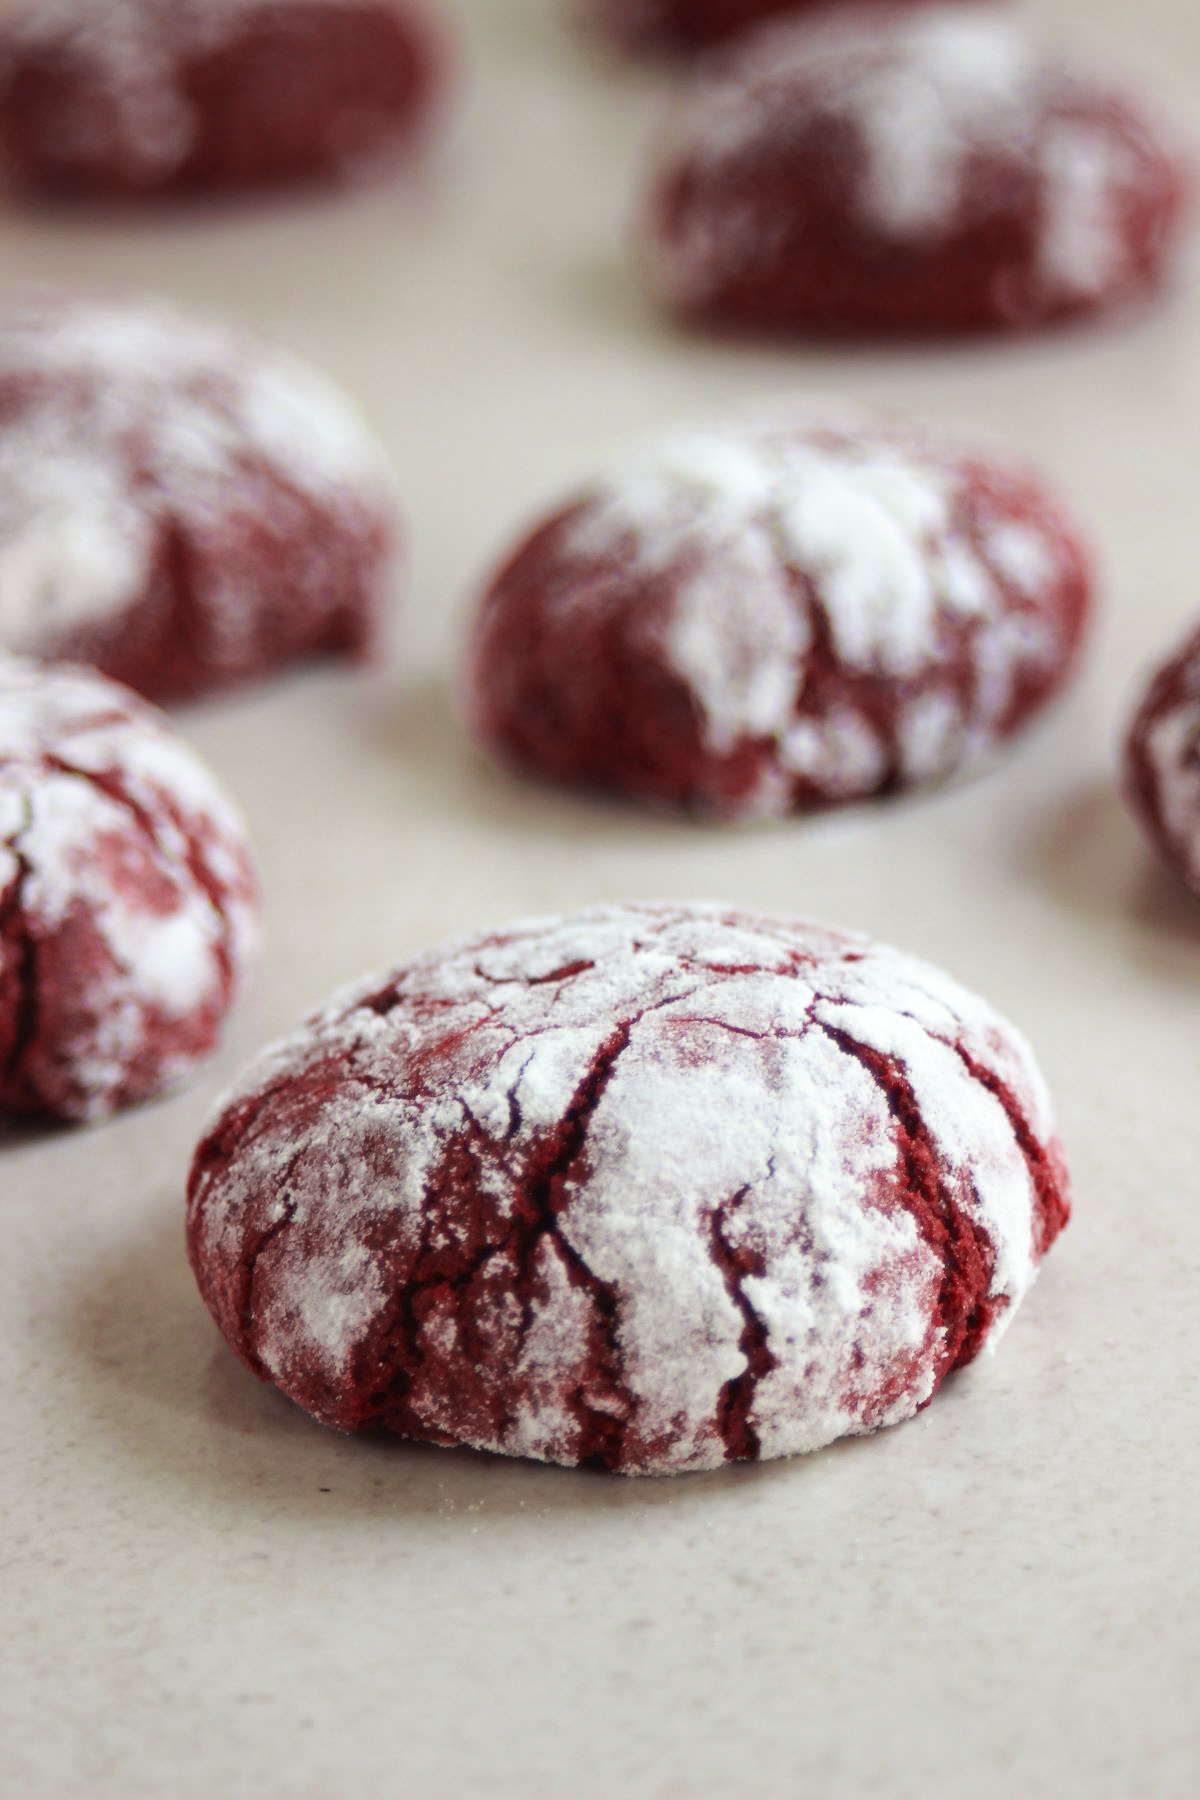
[
  {"x1": 587, "y1": 0, "x2": 978, "y2": 56},
  {"x1": 643, "y1": 5, "x2": 1191, "y2": 336},
  {"x1": 0, "y1": 292, "x2": 401, "y2": 702},
  {"x1": 0, "y1": 0, "x2": 451, "y2": 200},
  {"x1": 1125, "y1": 621, "x2": 1200, "y2": 897}
]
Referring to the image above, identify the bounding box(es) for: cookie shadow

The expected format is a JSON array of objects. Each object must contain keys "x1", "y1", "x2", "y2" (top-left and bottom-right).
[
  {"x1": 370, "y1": 670, "x2": 730, "y2": 850},
  {"x1": 471, "y1": 0, "x2": 590, "y2": 62},
  {"x1": 564, "y1": 250, "x2": 679, "y2": 350},
  {"x1": 560, "y1": 252, "x2": 1178, "y2": 383},
  {"x1": 1018, "y1": 773, "x2": 1200, "y2": 957},
  {"x1": 367, "y1": 670, "x2": 928, "y2": 861},
  {"x1": 0, "y1": 124, "x2": 458, "y2": 280},
  {"x1": 63, "y1": 1203, "x2": 814, "y2": 1528}
]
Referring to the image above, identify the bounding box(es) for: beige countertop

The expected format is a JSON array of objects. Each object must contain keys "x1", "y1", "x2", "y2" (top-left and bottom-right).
[{"x1": 4, "y1": 1, "x2": 1200, "y2": 1794}]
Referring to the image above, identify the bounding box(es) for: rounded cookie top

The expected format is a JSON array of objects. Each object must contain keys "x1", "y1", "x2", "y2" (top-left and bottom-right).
[
  {"x1": 187, "y1": 901, "x2": 1070, "y2": 1476},
  {"x1": 466, "y1": 409, "x2": 1091, "y2": 819},
  {"x1": 1125, "y1": 622, "x2": 1200, "y2": 896},
  {"x1": 0, "y1": 292, "x2": 398, "y2": 702},
  {"x1": 644, "y1": 5, "x2": 1190, "y2": 335},
  {"x1": 0, "y1": 0, "x2": 449, "y2": 198},
  {"x1": 0, "y1": 657, "x2": 259, "y2": 1121}
]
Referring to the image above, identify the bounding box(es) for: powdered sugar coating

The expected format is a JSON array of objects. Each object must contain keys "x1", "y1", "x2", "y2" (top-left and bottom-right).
[
  {"x1": 644, "y1": 5, "x2": 1190, "y2": 335},
  {"x1": 0, "y1": 293, "x2": 399, "y2": 701},
  {"x1": 187, "y1": 902, "x2": 1069, "y2": 1475},
  {"x1": 0, "y1": 0, "x2": 446, "y2": 197},
  {"x1": 1125, "y1": 622, "x2": 1200, "y2": 897},
  {"x1": 467, "y1": 410, "x2": 1091, "y2": 818},
  {"x1": 0, "y1": 657, "x2": 259, "y2": 1121}
]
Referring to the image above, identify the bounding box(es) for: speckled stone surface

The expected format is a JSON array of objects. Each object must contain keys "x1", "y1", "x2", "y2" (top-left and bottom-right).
[{"x1": 4, "y1": 0, "x2": 1200, "y2": 1794}]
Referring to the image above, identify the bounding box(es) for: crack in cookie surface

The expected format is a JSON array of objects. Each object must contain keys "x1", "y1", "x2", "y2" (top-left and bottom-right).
[
  {"x1": 0, "y1": 657, "x2": 259, "y2": 1120},
  {"x1": 187, "y1": 903, "x2": 1070, "y2": 1475}
]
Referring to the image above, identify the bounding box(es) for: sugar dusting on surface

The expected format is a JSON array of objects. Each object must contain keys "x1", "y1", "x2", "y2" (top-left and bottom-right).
[
  {"x1": 1036, "y1": 119, "x2": 1148, "y2": 298},
  {"x1": 190, "y1": 902, "x2": 1064, "y2": 1474},
  {"x1": 556, "y1": 411, "x2": 1078, "y2": 813},
  {"x1": 0, "y1": 657, "x2": 259, "y2": 1119},
  {"x1": 0, "y1": 294, "x2": 392, "y2": 661},
  {"x1": 651, "y1": 6, "x2": 1174, "y2": 315},
  {"x1": 781, "y1": 10, "x2": 1040, "y2": 238}
]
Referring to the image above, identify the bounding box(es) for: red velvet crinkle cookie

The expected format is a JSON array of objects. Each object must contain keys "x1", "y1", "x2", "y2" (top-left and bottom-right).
[
  {"x1": 0, "y1": 0, "x2": 448, "y2": 199},
  {"x1": 643, "y1": 5, "x2": 1190, "y2": 336},
  {"x1": 0, "y1": 294, "x2": 398, "y2": 704},
  {"x1": 187, "y1": 903, "x2": 1070, "y2": 1475},
  {"x1": 589, "y1": 0, "x2": 975, "y2": 56},
  {"x1": 0, "y1": 658, "x2": 259, "y2": 1122},
  {"x1": 1125, "y1": 622, "x2": 1200, "y2": 896},
  {"x1": 466, "y1": 411, "x2": 1091, "y2": 819}
]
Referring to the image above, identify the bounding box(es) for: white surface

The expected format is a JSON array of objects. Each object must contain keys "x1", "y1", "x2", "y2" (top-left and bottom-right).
[{"x1": 3, "y1": 1, "x2": 1200, "y2": 1795}]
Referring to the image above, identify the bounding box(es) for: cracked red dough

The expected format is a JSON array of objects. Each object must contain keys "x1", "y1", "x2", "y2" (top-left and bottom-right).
[
  {"x1": 0, "y1": 294, "x2": 399, "y2": 704},
  {"x1": 187, "y1": 903, "x2": 1069, "y2": 1475},
  {"x1": 643, "y1": 6, "x2": 1190, "y2": 336},
  {"x1": 590, "y1": 0, "x2": 975, "y2": 56},
  {"x1": 0, "y1": 0, "x2": 448, "y2": 199},
  {"x1": 465, "y1": 411, "x2": 1091, "y2": 819},
  {"x1": 1125, "y1": 623, "x2": 1200, "y2": 896},
  {"x1": 0, "y1": 658, "x2": 259, "y2": 1122}
]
